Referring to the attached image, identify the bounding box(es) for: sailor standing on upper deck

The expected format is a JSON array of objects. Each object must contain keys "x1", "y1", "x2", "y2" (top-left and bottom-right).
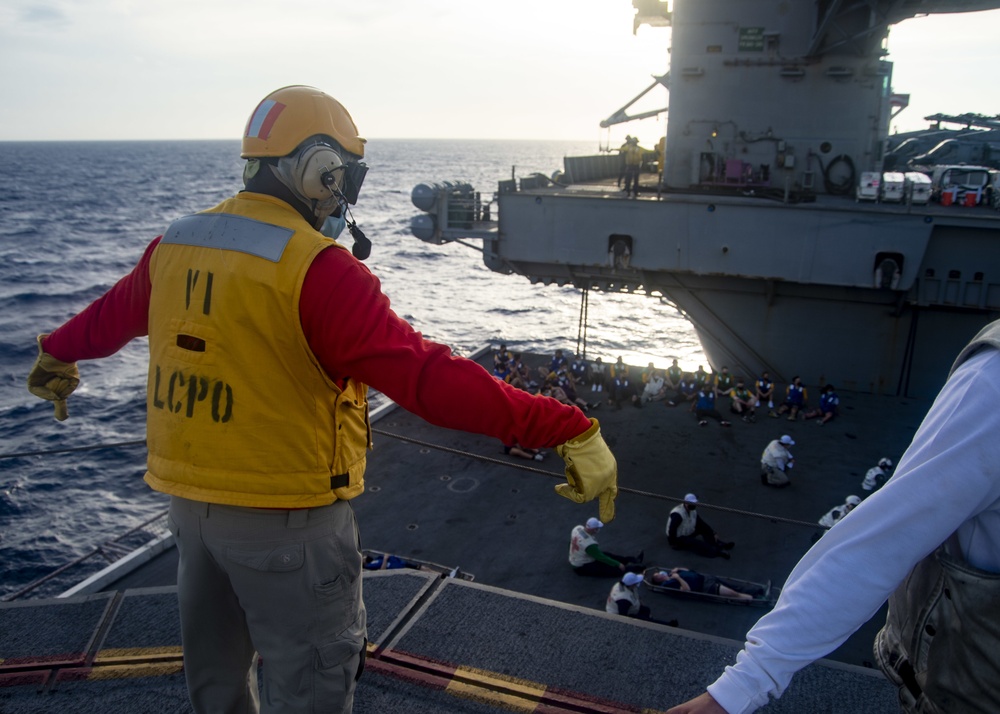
[{"x1": 622, "y1": 136, "x2": 646, "y2": 198}]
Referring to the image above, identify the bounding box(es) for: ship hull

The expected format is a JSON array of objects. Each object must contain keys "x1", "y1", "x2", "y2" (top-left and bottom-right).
[{"x1": 486, "y1": 188, "x2": 1000, "y2": 397}]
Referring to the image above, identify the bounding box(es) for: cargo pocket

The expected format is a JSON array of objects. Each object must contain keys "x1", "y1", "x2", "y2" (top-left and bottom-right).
[{"x1": 313, "y1": 612, "x2": 367, "y2": 712}]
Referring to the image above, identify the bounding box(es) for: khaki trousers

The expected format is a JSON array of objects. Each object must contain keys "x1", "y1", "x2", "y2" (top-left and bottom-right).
[{"x1": 168, "y1": 496, "x2": 367, "y2": 714}]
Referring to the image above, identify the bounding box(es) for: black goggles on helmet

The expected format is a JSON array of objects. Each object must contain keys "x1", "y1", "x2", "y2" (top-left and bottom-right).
[
  {"x1": 338, "y1": 160, "x2": 367, "y2": 205},
  {"x1": 314, "y1": 141, "x2": 367, "y2": 205}
]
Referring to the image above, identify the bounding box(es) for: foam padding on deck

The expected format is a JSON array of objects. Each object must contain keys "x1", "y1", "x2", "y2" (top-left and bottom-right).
[
  {"x1": 0, "y1": 593, "x2": 113, "y2": 667},
  {"x1": 388, "y1": 579, "x2": 898, "y2": 713},
  {"x1": 95, "y1": 587, "x2": 182, "y2": 662},
  {"x1": 361, "y1": 569, "x2": 437, "y2": 645}
]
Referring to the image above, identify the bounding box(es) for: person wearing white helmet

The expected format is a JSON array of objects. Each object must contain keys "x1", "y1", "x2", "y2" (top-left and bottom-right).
[
  {"x1": 26, "y1": 86, "x2": 619, "y2": 714},
  {"x1": 817, "y1": 495, "x2": 862, "y2": 529},
  {"x1": 606, "y1": 571, "x2": 652, "y2": 619},
  {"x1": 668, "y1": 319, "x2": 1000, "y2": 714},
  {"x1": 861, "y1": 457, "x2": 894, "y2": 491},
  {"x1": 666, "y1": 493, "x2": 735, "y2": 559},
  {"x1": 570, "y1": 517, "x2": 644, "y2": 577},
  {"x1": 760, "y1": 435, "x2": 795, "y2": 487}
]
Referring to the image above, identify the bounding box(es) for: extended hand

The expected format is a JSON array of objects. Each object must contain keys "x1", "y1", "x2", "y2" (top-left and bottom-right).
[
  {"x1": 555, "y1": 418, "x2": 618, "y2": 522},
  {"x1": 666, "y1": 692, "x2": 728, "y2": 714},
  {"x1": 26, "y1": 334, "x2": 79, "y2": 421}
]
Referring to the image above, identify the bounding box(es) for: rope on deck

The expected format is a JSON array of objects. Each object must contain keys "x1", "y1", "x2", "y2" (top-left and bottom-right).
[
  {"x1": 1, "y1": 427, "x2": 821, "y2": 600},
  {"x1": 371, "y1": 427, "x2": 820, "y2": 530}
]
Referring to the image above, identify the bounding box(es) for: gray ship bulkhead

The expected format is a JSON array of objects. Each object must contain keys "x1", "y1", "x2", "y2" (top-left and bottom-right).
[{"x1": 487, "y1": 187, "x2": 1000, "y2": 398}]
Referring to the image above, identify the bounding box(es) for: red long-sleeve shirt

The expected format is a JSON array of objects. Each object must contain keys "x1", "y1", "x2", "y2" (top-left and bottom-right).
[{"x1": 44, "y1": 235, "x2": 590, "y2": 449}]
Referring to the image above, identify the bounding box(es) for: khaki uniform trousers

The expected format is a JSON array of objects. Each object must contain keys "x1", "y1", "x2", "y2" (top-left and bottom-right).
[{"x1": 168, "y1": 495, "x2": 367, "y2": 714}]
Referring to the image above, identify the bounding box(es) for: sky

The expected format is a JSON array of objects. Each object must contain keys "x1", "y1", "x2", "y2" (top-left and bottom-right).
[{"x1": 1, "y1": 1, "x2": 998, "y2": 145}]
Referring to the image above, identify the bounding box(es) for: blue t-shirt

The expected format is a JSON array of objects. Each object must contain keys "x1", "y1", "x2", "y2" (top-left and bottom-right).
[{"x1": 660, "y1": 569, "x2": 705, "y2": 592}]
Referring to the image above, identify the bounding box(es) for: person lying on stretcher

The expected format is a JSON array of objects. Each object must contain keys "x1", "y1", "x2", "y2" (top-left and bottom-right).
[{"x1": 649, "y1": 567, "x2": 764, "y2": 600}]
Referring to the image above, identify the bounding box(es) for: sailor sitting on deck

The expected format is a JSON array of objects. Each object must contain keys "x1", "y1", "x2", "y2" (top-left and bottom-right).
[
  {"x1": 507, "y1": 352, "x2": 533, "y2": 391},
  {"x1": 755, "y1": 371, "x2": 775, "y2": 410},
  {"x1": 818, "y1": 495, "x2": 861, "y2": 529},
  {"x1": 665, "y1": 358, "x2": 683, "y2": 391},
  {"x1": 811, "y1": 494, "x2": 861, "y2": 542},
  {"x1": 774, "y1": 376, "x2": 808, "y2": 420},
  {"x1": 728, "y1": 378, "x2": 756, "y2": 422},
  {"x1": 493, "y1": 359, "x2": 514, "y2": 384},
  {"x1": 589, "y1": 357, "x2": 608, "y2": 393},
  {"x1": 570, "y1": 355, "x2": 589, "y2": 386},
  {"x1": 666, "y1": 494, "x2": 734, "y2": 559},
  {"x1": 502, "y1": 440, "x2": 546, "y2": 462},
  {"x1": 713, "y1": 366, "x2": 735, "y2": 397},
  {"x1": 493, "y1": 342, "x2": 512, "y2": 371},
  {"x1": 861, "y1": 457, "x2": 894, "y2": 492},
  {"x1": 542, "y1": 373, "x2": 590, "y2": 413},
  {"x1": 606, "y1": 572, "x2": 652, "y2": 619},
  {"x1": 537, "y1": 348, "x2": 568, "y2": 382},
  {"x1": 609, "y1": 363, "x2": 642, "y2": 409},
  {"x1": 691, "y1": 386, "x2": 731, "y2": 427},
  {"x1": 667, "y1": 373, "x2": 698, "y2": 407},
  {"x1": 569, "y1": 518, "x2": 644, "y2": 577},
  {"x1": 803, "y1": 384, "x2": 839, "y2": 425},
  {"x1": 641, "y1": 369, "x2": 668, "y2": 403}
]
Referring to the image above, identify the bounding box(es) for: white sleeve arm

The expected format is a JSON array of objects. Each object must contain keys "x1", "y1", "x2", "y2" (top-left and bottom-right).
[{"x1": 707, "y1": 348, "x2": 1000, "y2": 714}]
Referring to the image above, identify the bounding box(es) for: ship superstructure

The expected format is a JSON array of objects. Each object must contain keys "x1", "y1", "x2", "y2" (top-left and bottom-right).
[{"x1": 411, "y1": 0, "x2": 1000, "y2": 398}]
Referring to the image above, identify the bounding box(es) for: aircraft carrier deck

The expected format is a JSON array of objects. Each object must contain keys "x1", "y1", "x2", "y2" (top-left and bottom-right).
[{"x1": 2, "y1": 350, "x2": 929, "y2": 712}]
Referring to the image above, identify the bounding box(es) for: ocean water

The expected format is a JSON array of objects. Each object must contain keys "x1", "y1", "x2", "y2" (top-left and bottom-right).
[{"x1": 0, "y1": 139, "x2": 703, "y2": 598}]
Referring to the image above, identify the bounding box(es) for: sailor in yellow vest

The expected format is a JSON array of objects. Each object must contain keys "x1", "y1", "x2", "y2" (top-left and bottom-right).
[
  {"x1": 622, "y1": 136, "x2": 646, "y2": 198},
  {"x1": 27, "y1": 86, "x2": 618, "y2": 714},
  {"x1": 606, "y1": 571, "x2": 651, "y2": 619},
  {"x1": 617, "y1": 135, "x2": 633, "y2": 187}
]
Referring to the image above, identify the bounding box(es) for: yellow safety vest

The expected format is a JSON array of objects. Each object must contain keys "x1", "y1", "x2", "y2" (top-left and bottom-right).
[
  {"x1": 144, "y1": 192, "x2": 371, "y2": 508},
  {"x1": 624, "y1": 144, "x2": 644, "y2": 167}
]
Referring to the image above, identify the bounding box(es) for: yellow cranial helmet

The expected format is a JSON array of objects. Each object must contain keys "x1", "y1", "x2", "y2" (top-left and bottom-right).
[{"x1": 241, "y1": 85, "x2": 366, "y2": 159}]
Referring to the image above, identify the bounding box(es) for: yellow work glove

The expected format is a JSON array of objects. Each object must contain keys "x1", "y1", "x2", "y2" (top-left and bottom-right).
[
  {"x1": 26, "y1": 334, "x2": 79, "y2": 422},
  {"x1": 554, "y1": 418, "x2": 618, "y2": 523}
]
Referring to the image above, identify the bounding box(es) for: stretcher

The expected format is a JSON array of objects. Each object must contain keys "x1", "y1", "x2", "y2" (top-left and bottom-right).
[
  {"x1": 642, "y1": 566, "x2": 780, "y2": 607},
  {"x1": 362, "y1": 549, "x2": 475, "y2": 581}
]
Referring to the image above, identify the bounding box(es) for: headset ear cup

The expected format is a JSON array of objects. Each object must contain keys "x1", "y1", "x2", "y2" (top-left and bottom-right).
[{"x1": 295, "y1": 145, "x2": 344, "y2": 201}]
